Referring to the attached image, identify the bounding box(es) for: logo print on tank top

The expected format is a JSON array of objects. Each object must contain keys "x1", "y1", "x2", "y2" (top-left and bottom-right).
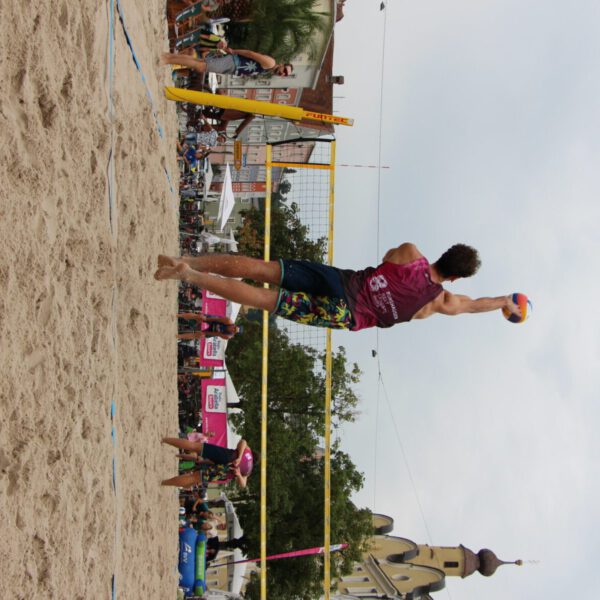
[{"x1": 369, "y1": 274, "x2": 388, "y2": 292}]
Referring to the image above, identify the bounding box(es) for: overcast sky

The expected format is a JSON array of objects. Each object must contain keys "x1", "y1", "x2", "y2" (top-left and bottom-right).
[{"x1": 330, "y1": 1, "x2": 600, "y2": 598}]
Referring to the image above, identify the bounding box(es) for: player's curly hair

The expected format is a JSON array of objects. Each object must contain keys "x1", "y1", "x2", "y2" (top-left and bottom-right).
[{"x1": 435, "y1": 244, "x2": 481, "y2": 278}]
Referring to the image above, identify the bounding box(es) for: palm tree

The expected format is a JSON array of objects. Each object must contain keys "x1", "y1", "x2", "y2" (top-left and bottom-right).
[{"x1": 224, "y1": 0, "x2": 330, "y2": 62}]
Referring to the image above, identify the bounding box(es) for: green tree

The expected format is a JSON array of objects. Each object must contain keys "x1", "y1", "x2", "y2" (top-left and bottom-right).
[
  {"x1": 234, "y1": 446, "x2": 372, "y2": 600},
  {"x1": 227, "y1": 317, "x2": 361, "y2": 433},
  {"x1": 278, "y1": 179, "x2": 292, "y2": 195},
  {"x1": 225, "y1": 317, "x2": 371, "y2": 599},
  {"x1": 224, "y1": 0, "x2": 330, "y2": 62},
  {"x1": 236, "y1": 195, "x2": 326, "y2": 263}
]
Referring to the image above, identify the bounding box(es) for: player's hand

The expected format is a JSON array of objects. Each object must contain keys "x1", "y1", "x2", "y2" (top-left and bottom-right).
[{"x1": 505, "y1": 295, "x2": 521, "y2": 318}]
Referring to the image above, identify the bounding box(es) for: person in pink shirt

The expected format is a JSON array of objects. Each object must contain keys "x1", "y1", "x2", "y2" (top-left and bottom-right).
[
  {"x1": 154, "y1": 243, "x2": 520, "y2": 331},
  {"x1": 161, "y1": 437, "x2": 255, "y2": 489}
]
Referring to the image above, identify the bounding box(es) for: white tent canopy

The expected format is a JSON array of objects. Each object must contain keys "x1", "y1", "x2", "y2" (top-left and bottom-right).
[
  {"x1": 203, "y1": 160, "x2": 214, "y2": 199},
  {"x1": 218, "y1": 163, "x2": 235, "y2": 231}
]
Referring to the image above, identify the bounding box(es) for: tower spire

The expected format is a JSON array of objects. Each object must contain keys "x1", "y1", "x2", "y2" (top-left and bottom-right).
[{"x1": 477, "y1": 549, "x2": 523, "y2": 576}]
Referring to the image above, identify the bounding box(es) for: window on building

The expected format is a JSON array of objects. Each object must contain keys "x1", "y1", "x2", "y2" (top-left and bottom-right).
[
  {"x1": 345, "y1": 588, "x2": 379, "y2": 596},
  {"x1": 386, "y1": 554, "x2": 406, "y2": 563},
  {"x1": 444, "y1": 561, "x2": 459, "y2": 568}
]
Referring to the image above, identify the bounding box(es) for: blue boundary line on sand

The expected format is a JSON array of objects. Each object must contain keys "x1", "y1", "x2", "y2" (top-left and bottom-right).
[
  {"x1": 107, "y1": 0, "x2": 116, "y2": 235},
  {"x1": 108, "y1": 3, "x2": 178, "y2": 594},
  {"x1": 115, "y1": 0, "x2": 178, "y2": 203},
  {"x1": 115, "y1": 0, "x2": 165, "y2": 139},
  {"x1": 164, "y1": 166, "x2": 175, "y2": 195},
  {"x1": 108, "y1": 6, "x2": 118, "y2": 600},
  {"x1": 111, "y1": 400, "x2": 117, "y2": 600},
  {"x1": 108, "y1": 0, "x2": 115, "y2": 116}
]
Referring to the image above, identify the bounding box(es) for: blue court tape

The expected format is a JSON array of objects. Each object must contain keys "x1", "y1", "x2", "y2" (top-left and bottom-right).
[
  {"x1": 110, "y1": 397, "x2": 117, "y2": 600},
  {"x1": 115, "y1": 0, "x2": 165, "y2": 139},
  {"x1": 107, "y1": 0, "x2": 116, "y2": 235},
  {"x1": 115, "y1": 0, "x2": 178, "y2": 204},
  {"x1": 108, "y1": 4, "x2": 118, "y2": 598},
  {"x1": 108, "y1": 0, "x2": 115, "y2": 116},
  {"x1": 164, "y1": 166, "x2": 175, "y2": 195},
  {"x1": 111, "y1": 399, "x2": 117, "y2": 490}
]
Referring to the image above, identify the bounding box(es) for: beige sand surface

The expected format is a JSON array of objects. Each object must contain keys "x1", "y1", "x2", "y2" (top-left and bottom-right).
[{"x1": 0, "y1": 2, "x2": 181, "y2": 598}]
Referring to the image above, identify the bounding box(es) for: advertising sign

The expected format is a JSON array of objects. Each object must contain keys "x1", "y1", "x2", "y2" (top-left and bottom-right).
[{"x1": 201, "y1": 379, "x2": 228, "y2": 447}]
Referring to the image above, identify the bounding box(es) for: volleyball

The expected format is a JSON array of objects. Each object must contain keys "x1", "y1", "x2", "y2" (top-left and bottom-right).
[{"x1": 502, "y1": 293, "x2": 532, "y2": 323}]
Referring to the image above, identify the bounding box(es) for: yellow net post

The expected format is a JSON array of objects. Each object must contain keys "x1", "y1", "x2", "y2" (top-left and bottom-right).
[
  {"x1": 271, "y1": 143, "x2": 337, "y2": 597},
  {"x1": 260, "y1": 145, "x2": 273, "y2": 600},
  {"x1": 263, "y1": 140, "x2": 336, "y2": 599},
  {"x1": 323, "y1": 141, "x2": 336, "y2": 600},
  {"x1": 164, "y1": 87, "x2": 354, "y2": 126}
]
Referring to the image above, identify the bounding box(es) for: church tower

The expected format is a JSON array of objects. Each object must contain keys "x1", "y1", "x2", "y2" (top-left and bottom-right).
[{"x1": 335, "y1": 514, "x2": 522, "y2": 599}]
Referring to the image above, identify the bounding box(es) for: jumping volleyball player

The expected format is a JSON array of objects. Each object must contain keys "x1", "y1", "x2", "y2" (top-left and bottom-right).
[{"x1": 154, "y1": 243, "x2": 521, "y2": 331}]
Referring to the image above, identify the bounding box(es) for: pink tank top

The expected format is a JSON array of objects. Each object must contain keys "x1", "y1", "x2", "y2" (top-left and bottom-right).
[
  {"x1": 238, "y1": 448, "x2": 254, "y2": 476},
  {"x1": 339, "y1": 257, "x2": 443, "y2": 331}
]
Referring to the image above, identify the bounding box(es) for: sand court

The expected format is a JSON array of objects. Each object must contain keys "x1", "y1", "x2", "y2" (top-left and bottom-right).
[{"x1": 0, "y1": 1, "x2": 180, "y2": 597}]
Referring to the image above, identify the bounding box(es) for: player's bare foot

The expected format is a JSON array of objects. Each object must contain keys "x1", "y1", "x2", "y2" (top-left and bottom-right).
[
  {"x1": 175, "y1": 261, "x2": 192, "y2": 277},
  {"x1": 157, "y1": 254, "x2": 177, "y2": 268},
  {"x1": 160, "y1": 52, "x2": 174, "y2": 66},
  {"x1": 154, "y1": 266, "x2": 182, "y2": 281},
  {"x1": 153, "y1": 260, "x2": 192, "y2": 281}
]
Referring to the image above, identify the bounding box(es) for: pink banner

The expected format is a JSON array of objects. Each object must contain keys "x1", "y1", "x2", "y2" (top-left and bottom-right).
[
  {"x1": 198, "y1": 292, "x2": 228, "y2": 367},
  {"x1": 201, "y1": 378, "x2": 228, "y2": 447},
  {"x1": 202, "y1": 291, "x2": 227, "y2": 316}
]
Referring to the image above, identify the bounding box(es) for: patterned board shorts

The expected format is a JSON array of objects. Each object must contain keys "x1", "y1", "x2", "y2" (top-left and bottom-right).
[{"x1": 274, "y1": 288, "x2": 353, "y2": 330}]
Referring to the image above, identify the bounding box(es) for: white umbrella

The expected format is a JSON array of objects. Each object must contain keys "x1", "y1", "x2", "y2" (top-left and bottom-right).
[
  {"x1": 203, "y1": 160, "x2": 214, "y2": 199},
  {"x1": 218, "y1": 164, "x2": 235, "y2": 231}
]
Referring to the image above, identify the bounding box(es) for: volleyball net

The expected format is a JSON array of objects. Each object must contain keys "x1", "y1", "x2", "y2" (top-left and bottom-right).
[{"x1": 261, "y1": 139, "x2": 336, "y2": 600}]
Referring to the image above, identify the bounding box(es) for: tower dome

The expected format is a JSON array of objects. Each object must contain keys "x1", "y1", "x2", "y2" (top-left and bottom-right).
[
  {"x1": 460, "y1": 545, "x2": 523, "y2": 578},
  {"x1": 477, "y1": 548, "x2": 523, "y2": 577}
]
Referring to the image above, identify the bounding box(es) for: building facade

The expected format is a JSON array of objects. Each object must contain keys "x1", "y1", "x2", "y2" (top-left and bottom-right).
[{"x1": 334, "y1": 514, "x2": 522, "y2": 599}]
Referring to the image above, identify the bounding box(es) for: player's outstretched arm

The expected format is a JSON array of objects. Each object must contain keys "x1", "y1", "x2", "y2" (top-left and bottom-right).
[{"x1": 438, "y1": 292, "x2": 520, "y2": 316}]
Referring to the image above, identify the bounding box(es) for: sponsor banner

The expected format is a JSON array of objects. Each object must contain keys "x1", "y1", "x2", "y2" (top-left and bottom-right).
[
  {"x1": 234, "y1": 140, "x2": 242, "y2": 170},
  {"x1": 198, "y1": 295, "x2": 228, "y2": 367},
  {"x1": 204, "y1": 291, "x2": 227, "y2": 305},
  {"x1": 199, "y1": 335, "x2": 225, "y2": 367},
  {"x1": 303, "y1": 111, "x2": 354, "y2": 126},
  {"x1": 201, "y1": 379, "x2": 228, "y2": 446},
  {"x1": 211, "y1": 181, "x2": 268, "y2": 193}
]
